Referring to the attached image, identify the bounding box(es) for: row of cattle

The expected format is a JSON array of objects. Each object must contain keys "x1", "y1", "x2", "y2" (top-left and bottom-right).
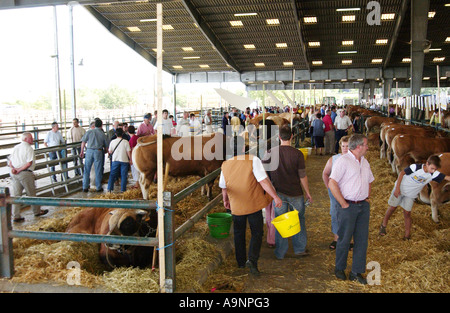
[{"x1": 367, "y1": 115, "x2": 450, "y2": 223}]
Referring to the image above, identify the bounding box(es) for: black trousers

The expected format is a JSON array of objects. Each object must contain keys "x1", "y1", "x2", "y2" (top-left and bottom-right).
[
  {"x1": 232, "y1": 210, "x2": 264, "y2": 267},
  {"x1": 335, "y1": 129, "x2": 348, "y2": 153}
]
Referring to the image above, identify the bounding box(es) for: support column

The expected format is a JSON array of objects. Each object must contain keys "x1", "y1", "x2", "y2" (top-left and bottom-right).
[
  {"x1": 383, "y1": 78, "x2": 393, "y2": 113},
  {"x1": 369, "y1": 80, "x2": 376, "y2": 107}
]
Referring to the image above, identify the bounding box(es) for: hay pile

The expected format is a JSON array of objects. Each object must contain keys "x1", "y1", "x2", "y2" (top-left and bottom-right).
[{"x1": 11, "y1": 176, "x2": 226, "y2": 292}]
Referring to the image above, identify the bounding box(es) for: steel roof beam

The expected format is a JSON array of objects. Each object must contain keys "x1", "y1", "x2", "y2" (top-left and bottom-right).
[
  {"x1": 290, "y1": 0, "x2": 310, "y2": 71},
  {"x1": 383, "y1": 0, "x2": 409, "y2": 69},
  {"x1": 0, "y1": 0, "x2": 120, "y2": 10}
]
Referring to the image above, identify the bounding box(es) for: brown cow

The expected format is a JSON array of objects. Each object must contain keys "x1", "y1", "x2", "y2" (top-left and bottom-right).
[
  {"x1": 365, "y1": 116, "x2": 402, "y2": 134},
  {"x1": 66, "y1": 208, "x2": 156, "y2": 268},
  {"x1": 132, "y1": 133, "x2": 225, "y2": 200},
  {"x1": 419, "y1": 153, "x2": 450, "y2": 222},
  {"x1": 391, "y1": 134, "x2": 450, "y2": 174}
]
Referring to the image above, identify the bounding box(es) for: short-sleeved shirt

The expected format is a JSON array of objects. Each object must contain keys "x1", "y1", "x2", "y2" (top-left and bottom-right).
[
  {"x1": 109, "y1": 138, "x2": 131, "y2": 163},
  {"x1": 129, "y1": 135, "x2": 138, "y2": 151},
  {"x1": 154, "y1": 118, "x2": 173, "y2": 135},
  {"x1": 44, "y1": 131, "x2": 65, "y2": 147},
  {"x1": 9, "y1": 141, "x2": 36, "y2": 172},
  {"x1": 334, "y1": 115, "x2": 352, "y2": 130},
  {"x1": 136, "y1": 122, "x2": 155, "y2": 137},
  {"x1": 322, "y1": 115, "x2": 333, "y2": 132},
  {"x1": 69, "y1": 126, "x2": 86, "y2": 143},
  {"x1": 397, "y1": 163, "x2": 445, "y2": 198},
  {"x1": 262, "y1": 145, "x2": 306, "y2": 197},
  {"x1": 81, "y1": 127, "x2": 107, "y2": 150},
  {"x1": 329, "y1": 151, "x2": 374, "y2": 201},
  {"x1": 219, "y1": 156, "x2": 267, "y2": 188}
]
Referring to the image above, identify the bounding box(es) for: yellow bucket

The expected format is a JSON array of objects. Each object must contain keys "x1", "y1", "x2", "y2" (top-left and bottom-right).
[
  {"x1": 299, "y1": 148, "x2": 308, "y2": 160},
  {"x1": 271, "y1": 210, "x2": 301, "y2": 238}
]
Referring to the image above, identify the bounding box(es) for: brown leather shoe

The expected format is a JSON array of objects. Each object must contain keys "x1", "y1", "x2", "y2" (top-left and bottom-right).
[{"x1": 34, "y1": 209, "x2": 49, "y2": 217}]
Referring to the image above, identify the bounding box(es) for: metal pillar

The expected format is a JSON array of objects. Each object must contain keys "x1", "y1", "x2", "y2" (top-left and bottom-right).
[
  {"x1": 383, "y1": 78, "x2": 393, "y2": 112},
  {"x1": 68, "y1": 2, "x2": 77, "y2": 119},
  {"x1": 369, "y1": 80, "x2": 376, "y2": 106}
]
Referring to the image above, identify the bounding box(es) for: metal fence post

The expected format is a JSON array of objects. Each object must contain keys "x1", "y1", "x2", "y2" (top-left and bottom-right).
[
  {"x1": 33, "y1": 127, "x2": 39, "y2": 149},
  {"x1": 163, "y1": 191, "x2": 175, "y2": 293},
  {"x1": 0, "y1": 187, "x2": 14, "y2": 278}
]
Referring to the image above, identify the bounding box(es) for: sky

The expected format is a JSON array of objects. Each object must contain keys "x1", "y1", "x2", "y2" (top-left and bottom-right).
[{"x1": 0, "y1": 4, "x2": 173, "y2": 104}]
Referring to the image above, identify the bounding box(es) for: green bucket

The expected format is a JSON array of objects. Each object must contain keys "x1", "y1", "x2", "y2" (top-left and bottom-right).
[{"x1": 207, "y1": 213, "x2": 232, "y2": 238}]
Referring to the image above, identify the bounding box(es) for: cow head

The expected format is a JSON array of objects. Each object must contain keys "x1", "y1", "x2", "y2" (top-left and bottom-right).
[{"x1": 108, "y1": 209, "x2": 149, "y2": 236}]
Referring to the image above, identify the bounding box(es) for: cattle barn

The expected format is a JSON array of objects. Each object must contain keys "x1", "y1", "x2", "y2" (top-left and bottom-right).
[{"x1": 0, "y1": 0, "x2": 449, "y2": 296}]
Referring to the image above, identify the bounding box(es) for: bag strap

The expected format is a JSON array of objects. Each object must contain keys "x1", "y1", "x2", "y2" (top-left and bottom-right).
[{"x1": 110, "y1": 138, "x2": 124, "y2": 158}]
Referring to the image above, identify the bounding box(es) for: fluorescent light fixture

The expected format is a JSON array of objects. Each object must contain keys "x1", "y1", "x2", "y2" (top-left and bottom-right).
[
  {"x1": 312, "y1": 60, "x2": 323, "y2": 66},
  {"x1": 162, "y1": 25, "x2": 174, "y2": 30},
  {"x1": 199, "y1": 65, "x2": 210, "y2": 68},
  {"x1": 283, "y1": 61, "x2": 294, "y2": 66},
  {"x1": 376, "y1": 39, "x2": 388, "y2": 45},
  {"x1": 276, "y1": 43, "x2": 288, "y2": 48},
  {"x1": 140, "y1": 18, "x2": 157, "y2": 22},
  {"x1": 445, "y1": 4, "x2": 450, "y2": 7},
  {"x1": 127, "y1": 26, "x2": 141, "y2": 32},
  {"x1": 255, "y1": 63, "x2": 265, "y2": 67},
  {"x1": 336, "y1": 8, "x2": 361, "y2": 12},
  {"x1": 193, "y1": 23, "x2": 198, "y2": 28},
  {"x1": 342, "y1": 40, "x2": 354, "y2": 46},
  {"x1": 182, "y1": 47, "x2": 194, "y2": 51},
  {"x1": 433, "y1": 57, "x2": 446, "y2": 62},
  {"x1": 338, "y1": 50, "x2": 357, "y2": 54},
  {"x1": 309, "y1": 80, "x2": 316, "y2": 82},
  {"x1": 428, "y1": 48, "x2": 442, "y2": 51},
  {"x1": 441, "y1": 76, "x2": 448, "y2": 80},
  {"x1": 173, "y1": 65, "x2": 183, "y2": 69},
  {"x1": 308, "y1": 41, "x2": 320, "y2": 47},
  {"x1": 183, "y1": 56, "x2": 200, "y2": 59},
  {"x1": 342, "y1": 59, "x2": 352, "y2": 64},
  {"x1": 423, "y1": 77, "x2": 430, "y2": 80},
  {"x1": 381, "y1": 13, "x2": 395, "y2": 20},
  {"x1": 342, "y1": 15, "x2": 356, "y2": 22},
  {"x1": 428, "y1": 11, "x2": 436, "y2": 18},
  {"x1": 244, "y1": 44, "x2": 256, "y2": 49},
  {"x1": 341, "y1": 79, "x2": 347, "y2": 82},
  {"x1": 357, "y1": 78, "x2": 364, "y2": 81},
  {"x1": 152, "y1": 48, "x2": 164, "y2": 53},
  {"x1": 372, "y1": 58, "x2": 383, "y2": 63},
  {"x1": 303, "y1": 16, "x2": 317, "y2": 24},
  {"x1": 234, "y1": 13, "x2": 257, "y2": 17},
  {"x1": 402, "y1": 57, "x2": 411, "y2": 63},
  {"x1": 325, "y1": 79, "x2": 331, "y2": 82},
  {"x1": 266, "y1": 19, "x2": 280, "y2": 25},
  {"x1": 229, "y1": 20, "x2": 243, "y2": 27}
]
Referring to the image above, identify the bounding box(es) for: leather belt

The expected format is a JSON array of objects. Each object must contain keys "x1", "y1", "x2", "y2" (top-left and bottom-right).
[{"x1": 345, "y1": 199, "x2": 366, "y2": 204}]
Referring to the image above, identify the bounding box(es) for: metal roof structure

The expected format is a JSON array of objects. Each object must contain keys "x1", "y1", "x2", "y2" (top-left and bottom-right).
[{"x1": 1, "y1": 0, "x2": 449, "y2": 89}]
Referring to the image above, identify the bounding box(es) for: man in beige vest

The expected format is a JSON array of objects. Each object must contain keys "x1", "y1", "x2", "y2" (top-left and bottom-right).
[{"x1": 219, "y1": 152, "x2": 282, "y2": 275}]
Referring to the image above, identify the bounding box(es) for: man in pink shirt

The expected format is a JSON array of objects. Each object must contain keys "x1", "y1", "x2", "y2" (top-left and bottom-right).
[
  {"x1": 322, "y1": 109, "x2": 335, "y2": 155},
  {"x1": 136, "y1": 113, "x2": 155, "y2": 137},
  {"x1": 329, "y1": 134, "x2": 374, "y2": 285}
]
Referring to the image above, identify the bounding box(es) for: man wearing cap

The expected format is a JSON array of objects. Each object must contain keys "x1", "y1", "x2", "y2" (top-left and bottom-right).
[
  {"x1": 8, "y1": 132, "x2": 48, "y2": 222},
  {"x1": 80, "y1": 118, "x2": 108, "y2": 192},
  {"x1": 136, "y1": 113, "x2": 155, "y2": 138}
]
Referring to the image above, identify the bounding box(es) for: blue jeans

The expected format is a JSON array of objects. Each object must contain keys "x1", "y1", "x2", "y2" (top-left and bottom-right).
[
  {"x1": 82, "y1": 149, "x2": 104, "y2": 190},
  {"x1": 274, "y1": 193, "x2": 307, "y2": 259},
  {"x1": 328, "y1": 188, "x2": 339, "y2": 235},
  {"x1": 49, "y1": 150, "x2": 69, "y2": 181},
  {"x1": 335, "y1": 201, "x2": 370, "y2": 274},
  {"x1": 107, "y1": 161, "x2": 129, "y2": 192}
]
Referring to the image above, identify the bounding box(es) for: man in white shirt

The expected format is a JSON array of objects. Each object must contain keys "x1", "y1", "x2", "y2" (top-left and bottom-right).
[
  {"x1": 154, "y1": 109, "x2": 173, "y2": 136},
  {"x1": 107, "y1": 128, "x2": 132, "y2": 193},
  {"x1": 176, "y1": 112, "x2": 191, "y2": 137},
  {"x1": 8, "y1": 132, "x2": 48, "y2": 222},
  {"x1": 333, "y1": 110, "x2": 352, "y2": 154},
  {"x1": 69, "y1": 118, "x2": 86, "y2": 176},
  {"x1": 189, "y1": 113, "x2": 202, "y2": 135},
  {"x1": 44, "y1": 122, "x2": 68, "y2": 182},
  {"x1": 204, "y1": 110, "x2": 213, "y2": 134}
]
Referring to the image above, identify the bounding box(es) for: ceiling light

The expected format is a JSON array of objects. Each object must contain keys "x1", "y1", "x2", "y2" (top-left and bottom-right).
[
  {"x1": 312, "y1": 60, "x2": 323, "y2": 66},
  {"x1": 276, "y1": 43, "x2": 288, "y2": 48},
  {"x1": 310, "y1": 80, "x2": 316, "y2": 82},
  {"x1": 266, "y1": 19, "x2": 280, "y2": 25},
  {"x1": 283, "y1": 61, "x2": 294, "y2": 66},
  {"x1": 199, "y1": 65, "x2": 210, "y2": 68},
  {"x1": 183, "y1": 56, "x2": 200, "y2": 59},
  {"x1": 428, "y1": 48, "x2": 442, "y2": 51},
  {"x1": 255, "y1": 63, "x2": 265, "y2": 67},
  {"x1": 336, "y1": 8, "x2": 361, "y2": 12},
  {"x1": 342, "y1": 59, "x2": 352, "y2": 64},
  {"x1": 325, "y1": 79, "x2": 331, "y2": 82},
  {"x1": 372, "y1": 58, "x2": 383, "y2": 63},
  {"x1": 376, "y1": 39, "x2": 388, "y2": 45},
  {"x1": 338, "y1": 50, "x2": 357, "y2": 54},
  {"x1": 441, "y1": 76, "x2": 448, "y2": 80},
  {"x1": 244, "y1": 44, "x2": 256, "y2": 49},
  {"x1": 173, "y1": 65, "x2": 183, "y2": 69},
  {"x1": 357, "y1": 78, "x2": 364, "y2": 81},
  {"x1": 342, "y1": 40, "x2": 354, "y2": 46},
  {"x1": 234, "y1": 13, "x2": 257, "y2": 17},
  {"x1": 433, "y1": 57, "x2": 446, "y2": 62},
  {"x1": 423, "y1": 77, "x2": 430, "y2": 80},
  {"x1": 303, "y1": 16, "x2": 317, "y2": 24},
  {"x1": 342, "y1": 15, "x2": 356, "y2": 22},
  {"x1": 446, "y1": 37, "x2": 450, "y2": 42},
  {"x1": 445, "y1": 4, "x2": 450, "y2": 7},
  {"x1": 152, "y1": 48, "x2": 164, "y2": 53},
  {"x1": 127, "y1": 26, "x2": 141, "y2": 32},
  {"x1": 381, "y1": 13, "x2": 396, "y2": 20},
  {"x1": 308, "y1": 41, "x2": 320, "y2": 47},
  {"x1": 162, "y1": 25, "x2": 174, "y2": 30},
  {"x1": 182, "y1": 47, "x2": 194, "y2": 51},
  {"x1": 140, "y1": 18, "x2": 157, "y2": 22},
  {"x1": 193, "y1": 23, "x2": 198, "y2": 28},
  {"x1": 229, "y1": 20, "x2": 243, "y2": 27},
  {"x1": 402, "y1": 57, "x2": 411, "y2": 63},
  {"x1": 428, "y1": 11, "x2": 436, "y2": 19},
  {"x1": 341, "y1": 79, "x2": 347, "y2": 82}
]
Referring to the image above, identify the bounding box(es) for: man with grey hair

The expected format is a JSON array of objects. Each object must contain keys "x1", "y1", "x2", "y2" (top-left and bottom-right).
[
  {"x1": 8, "y1": 132, "x2": 48, "y2": 222},
  {"x1": 328, "y1": 133, "x2": 374, "y2": 284}
]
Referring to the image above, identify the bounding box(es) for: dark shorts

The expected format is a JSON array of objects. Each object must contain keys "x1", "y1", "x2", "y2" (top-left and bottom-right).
[{"x1": 314, "y1": 136, "x2": 324, "y2": 148}]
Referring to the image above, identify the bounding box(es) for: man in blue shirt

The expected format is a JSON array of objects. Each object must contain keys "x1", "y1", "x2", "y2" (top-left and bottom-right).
[
  {"x1": 330, "y1": 106, "x2": 337, "y2": 123},
  {"x1": 44, "y1": 122, "x2": 68, "y2": 182},
  {"x1": 80, "y1": 118, "x2": 108, "y2": 192}
]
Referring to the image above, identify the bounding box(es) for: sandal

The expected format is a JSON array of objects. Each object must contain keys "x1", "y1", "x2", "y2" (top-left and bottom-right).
[
  {"x1": 379, "y1": 223, "x2": 387, "y2": 236},
  {"x1": 329, "y1": 241, "x2": 337, "y2": 250}
]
